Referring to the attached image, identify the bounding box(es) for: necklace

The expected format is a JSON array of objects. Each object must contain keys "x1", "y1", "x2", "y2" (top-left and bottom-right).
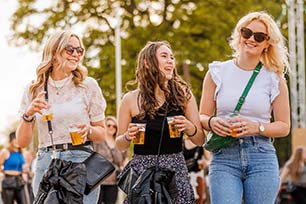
[{"x1": 52, "y1": 77, "x2": 70, "y2": 95}]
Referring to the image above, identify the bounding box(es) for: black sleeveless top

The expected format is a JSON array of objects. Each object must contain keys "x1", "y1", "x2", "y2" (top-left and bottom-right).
[{"x1": 133, "y1": 103, "x2": 184, "y2": 155}]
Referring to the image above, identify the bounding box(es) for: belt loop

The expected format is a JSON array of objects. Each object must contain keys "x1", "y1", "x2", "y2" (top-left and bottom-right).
[
  {"x1": 251, "y1": 136, "x2": 256, "y2": 145},
  {"x1": 63, "y1": 143, "x2": 68, "y2": 150}
]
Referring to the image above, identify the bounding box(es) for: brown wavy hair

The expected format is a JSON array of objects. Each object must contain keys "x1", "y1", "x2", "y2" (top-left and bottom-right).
[
  {"x1": 29, "y1": 31, "x2": 87, "y2": 99},
  {"x1": 128, "y1": 41, "x2": 191, "y2": 119},
  {"x1": 286, "y1": 146, "x2": 305, "y2": 182}
]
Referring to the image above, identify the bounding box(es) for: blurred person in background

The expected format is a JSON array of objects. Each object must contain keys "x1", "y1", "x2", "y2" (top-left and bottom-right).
[
  {"x1": 22, "y1": 150, "x2": 34, "y2": 203},
  {"x1": 280, "y1": 146, "x2": 306, "y2": 203},
  {"x1": 183, "y1": 136, "x2": 210, "y2": 204},
  {"x1": 0, "y1": 131, "x2": 30, "y2": 204},
  {"x1": 93, "y1": 116, "x2": 128, "y2": 204}
]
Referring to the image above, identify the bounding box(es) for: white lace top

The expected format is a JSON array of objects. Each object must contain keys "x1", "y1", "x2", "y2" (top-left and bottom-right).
[
  {"x1": 19, "y1": 75, "x2": 106, "y2": 148},
  {"x1": 209, "y1": 59, "x2": 280, "y2": 123}
]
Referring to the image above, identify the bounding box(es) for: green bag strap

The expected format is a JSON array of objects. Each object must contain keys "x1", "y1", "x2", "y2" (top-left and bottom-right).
[{"x1": 234, "y1": 62, "x2": 263, "y2": 112}]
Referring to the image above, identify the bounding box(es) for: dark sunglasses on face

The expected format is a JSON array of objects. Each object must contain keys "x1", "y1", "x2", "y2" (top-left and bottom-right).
[
  {"x1": 64, "y1": 45, "x2": 84, "y2": 56},
  {"x1": 107, "y1": 124, "x2": 117, "y2": 128},
  {"x1": 240, "y1": 27, "x2": 270, "y2": 43}
]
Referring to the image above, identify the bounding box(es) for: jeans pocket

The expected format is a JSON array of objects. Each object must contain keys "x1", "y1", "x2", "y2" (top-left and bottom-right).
[
  {"x1": 36, "y1": 149, "x2": 47, "y2": 161},
  {"x1": 257, "y1": 142, "x2": 275, "y2": 153}
]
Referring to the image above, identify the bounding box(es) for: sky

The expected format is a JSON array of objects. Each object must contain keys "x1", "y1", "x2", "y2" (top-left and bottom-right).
[{"x1": 0, "y1": 0, "x2": 40, "y2": 142}]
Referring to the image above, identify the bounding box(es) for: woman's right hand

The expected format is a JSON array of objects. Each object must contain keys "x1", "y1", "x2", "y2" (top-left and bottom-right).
[
  {"x1": 210, "y1": 117, "x2": 232, "y2": 137},
  {"x1": 25, "y1": 91, "x2": 49, "y2": 116},
  {"x1": 125, "y1": 123, "x2": 139, "y2": 141}
]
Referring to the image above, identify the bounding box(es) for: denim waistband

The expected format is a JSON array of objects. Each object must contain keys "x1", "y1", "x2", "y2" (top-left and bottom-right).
[{"x1": 233, "y1": 135, "x2": 273, "y2": 144}]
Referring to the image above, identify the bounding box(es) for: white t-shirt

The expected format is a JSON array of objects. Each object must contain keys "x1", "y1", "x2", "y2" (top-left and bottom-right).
[
  {"x1": 209, "y1": 59, "x2": 280, "y2": 123},
  {"x1": 19, "y1": 75, "x2": 106, "y2": 148}
]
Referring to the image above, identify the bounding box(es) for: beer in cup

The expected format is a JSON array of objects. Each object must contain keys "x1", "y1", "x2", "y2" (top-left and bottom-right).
[
  {"x1": 41, "y1": 106, "x2": 53, "y2": 121},
  {"x1": 224, "y1": 112, "x2": 240, "y2": 137},
  {"x1": 167, "y1": 116, "x2": 180, "y2": 138},
  {"x1": 69, "y1": 126, "x2": 82, "y2": 146},
  {"x1": 133, "y1": 123, "x2": 146, "y2": 145}
]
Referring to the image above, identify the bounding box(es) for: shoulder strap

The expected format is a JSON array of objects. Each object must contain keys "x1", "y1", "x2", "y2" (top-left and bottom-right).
[
  {"x1": 234, "y1": 62, "x2": 263, "y2": 112},
  {"x1": 155, "y1": 103, "x2": 168, "y2": 167},
  {"x1": 44, "y1": 78, "x2": 56, "y2": 150}
]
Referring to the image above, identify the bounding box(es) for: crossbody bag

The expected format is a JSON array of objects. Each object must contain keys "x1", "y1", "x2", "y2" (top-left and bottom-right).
[{"x1": 203, "y1": 62, "x2": 263, "y2": 152}]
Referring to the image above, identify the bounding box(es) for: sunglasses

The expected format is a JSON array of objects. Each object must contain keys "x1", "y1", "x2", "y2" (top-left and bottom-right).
[
  {"x1": 107, "y1": 124, "x2": 117, "y2": 128},
  {"x1": 240, "y1": 27, "x2": 270, "y2": 43},
  {"x1": 64, "y1": 45, "x2": 84, "y2": 56}
]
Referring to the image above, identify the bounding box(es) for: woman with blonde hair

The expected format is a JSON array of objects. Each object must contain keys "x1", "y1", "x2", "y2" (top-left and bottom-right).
[
  {"x1": 199, "y1": 11, "x2": 290, "y2": 204},
  {"x1": 16, "y1": 30, "x2": 107, "y2": 203}
]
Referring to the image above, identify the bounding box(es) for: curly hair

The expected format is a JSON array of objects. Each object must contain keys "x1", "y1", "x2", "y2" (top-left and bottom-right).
[
  {"x1": 128, "y1": 41, "x2": 191, "y2": 119},
  {"x1": 229, "y1": 11, "x2": 289, "y2": 77},
  {"x1": 29, "y1": 31, "x2": 87, "y2": 99}
]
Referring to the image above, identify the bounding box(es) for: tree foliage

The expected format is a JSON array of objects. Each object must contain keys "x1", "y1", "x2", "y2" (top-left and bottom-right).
[{"x1": 10, "y1": 0, "x2": 292, "y2": 164}]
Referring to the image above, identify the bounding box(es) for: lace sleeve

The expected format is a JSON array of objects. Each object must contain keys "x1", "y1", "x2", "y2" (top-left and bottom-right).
[{"x1": 85, "y1": 77, "x2": 106, "y2": 122}]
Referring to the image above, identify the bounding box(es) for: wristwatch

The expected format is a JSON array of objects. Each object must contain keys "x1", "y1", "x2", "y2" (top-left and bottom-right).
[
  {"x1": 258, "y1": 123, "x2": 265, "y2": 133},
  {"x1": 22, "y1": 113, "x2": 36, "y2": 123}
]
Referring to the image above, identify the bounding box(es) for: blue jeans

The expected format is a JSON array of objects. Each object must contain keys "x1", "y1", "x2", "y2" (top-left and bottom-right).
[
  {"x1": 209, "y1": 136, "x2": 280, "y2": 204},
  {"x1": 33, "y1": 148, "x2": 99, "y2": 204}
]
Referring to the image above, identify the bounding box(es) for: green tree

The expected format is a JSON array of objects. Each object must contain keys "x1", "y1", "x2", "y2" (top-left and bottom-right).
[{"x1": 9, "y1": 0, "x2": 291, "y2": 164}]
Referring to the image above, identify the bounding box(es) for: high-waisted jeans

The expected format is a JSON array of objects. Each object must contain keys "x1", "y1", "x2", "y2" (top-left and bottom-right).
[
  {"x1": 33, "y1": 148, "x2": 99, "y2": 204},
  {"x1": 209, "y1": 136, "x2": 280, "y2": 204}
]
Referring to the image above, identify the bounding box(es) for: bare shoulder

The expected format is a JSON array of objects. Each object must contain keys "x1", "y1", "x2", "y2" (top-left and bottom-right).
[
  {"x1": 121, "y1": 89, "x2": 140, "y2": 117},
  {"x1": 0, "y1": 149, "x2": 10, "y2": 160},
  {"x1": 122, "y1": 89, "x2": 138, "y2": 100}
]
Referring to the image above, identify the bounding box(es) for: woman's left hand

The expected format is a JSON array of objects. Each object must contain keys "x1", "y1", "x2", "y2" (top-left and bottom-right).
[
  {"x1": 229, "y1": 115, "x2": 259, "y2": 137},
  {"x1": 173, "y1": 115, "x2": 194, "y2": 134}
]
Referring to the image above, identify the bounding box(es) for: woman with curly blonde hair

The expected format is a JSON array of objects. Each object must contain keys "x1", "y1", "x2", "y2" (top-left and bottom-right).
[
  {"x1": 200, "y1": 11, "x2": 290, "y2": 204},
  {"x1": 16, "y1": 31, "x2": 107, "y2": 203}
]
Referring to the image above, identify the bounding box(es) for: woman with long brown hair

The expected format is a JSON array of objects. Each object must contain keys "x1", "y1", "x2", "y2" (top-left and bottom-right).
[{"x1": 116, "y1": 41, "x2": 204, "y2": 203}]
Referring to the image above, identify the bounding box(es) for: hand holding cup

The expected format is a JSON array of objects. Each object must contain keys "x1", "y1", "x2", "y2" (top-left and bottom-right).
[
  {"x1": 69, "y1": 123, "x2": 90, "y2": 145},
  {"x1": 26, "y1": 91, "x2": 49, "y2": 117}
]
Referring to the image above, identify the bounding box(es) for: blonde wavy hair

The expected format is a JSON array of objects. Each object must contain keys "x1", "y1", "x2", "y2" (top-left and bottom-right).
[
  {"x1": 105, "y1": 116, "x2": 118, "y2": 138},
  {"x1": 29, "y1": 31, "x2": 87, "y2": 99},
  {"x1": 229, "y1": 11, "x2": 289, "y2": 77}
]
